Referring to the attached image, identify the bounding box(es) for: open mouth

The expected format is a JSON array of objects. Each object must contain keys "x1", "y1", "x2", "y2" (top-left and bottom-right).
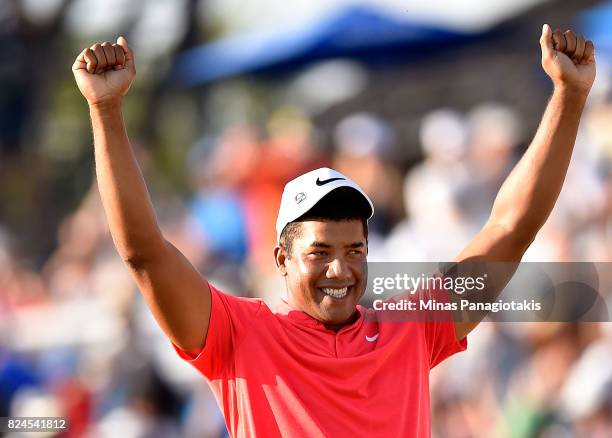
[{"x1": 320, "y1": 286, "x2": 351, "y2": 299}]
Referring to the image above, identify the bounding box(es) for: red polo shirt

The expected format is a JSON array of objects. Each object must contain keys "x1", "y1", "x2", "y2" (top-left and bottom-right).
[{"x1": 174, "y1": 284, "x2": 467, "y2": 437}]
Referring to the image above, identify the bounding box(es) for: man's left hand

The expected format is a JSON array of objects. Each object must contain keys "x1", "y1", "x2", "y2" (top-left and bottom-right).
[{"x1": 540, "y1": 24, "x2": 596, "y2": 94}]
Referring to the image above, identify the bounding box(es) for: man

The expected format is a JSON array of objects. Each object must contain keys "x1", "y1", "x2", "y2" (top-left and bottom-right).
[{"x1": 72, "y1": 24, "x2": 595, "y2": 437}]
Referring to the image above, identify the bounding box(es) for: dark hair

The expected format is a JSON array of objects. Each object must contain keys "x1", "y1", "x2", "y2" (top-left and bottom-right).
[{"x1": 279, "y1": 187, "x2": 370, "y2": 257}]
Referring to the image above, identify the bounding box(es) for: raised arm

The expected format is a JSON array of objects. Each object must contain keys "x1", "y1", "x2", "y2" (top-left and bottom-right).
[
  {"x1": 72, "y1": 38, "x2": 211, "y2": 355},
  {"x1": 453, "y1": 25, "x2": 596, "y2": 339}
]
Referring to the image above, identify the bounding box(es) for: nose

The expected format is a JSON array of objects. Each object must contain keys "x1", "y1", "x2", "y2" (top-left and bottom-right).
[{"x1": 326, "y1": 257, "x2": 352, "y2": 280}]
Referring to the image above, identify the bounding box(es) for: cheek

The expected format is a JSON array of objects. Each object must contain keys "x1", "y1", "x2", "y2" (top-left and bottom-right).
[
  {"x1": 287, "y1": 259, "x2": 318, "y2": 287},
  {"x1": 351, "y1": 258, "x2": 367, "y2": 278},
  {"x1": 295, "y1": 256, "x2": 324, "y2": 277},
  {"x1": 296, "y1": 258, "x2": 312, "y2": 275}
]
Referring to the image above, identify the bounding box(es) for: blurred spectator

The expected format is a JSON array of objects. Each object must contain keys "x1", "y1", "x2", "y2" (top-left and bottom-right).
[
  {"x1": 385, "y1": 108, "x2": 473, "y2": 261},
  {"x1": 1, "y1": 1, "x2": 612, "y2": 436},
  {"x1": 333, "y1": 112, "x2": 404, "y2": 237},
  {"x1": 460, "y1": 102, "x2": 522, "y2": 226}
]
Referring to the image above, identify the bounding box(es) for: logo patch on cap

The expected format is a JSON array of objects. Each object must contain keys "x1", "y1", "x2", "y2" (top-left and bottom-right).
[
  {"x1": 316, "y1": 177, "x2": 345, "y2": 186},
  {"x1": 295, "y1": 192, "x2": 306, "y2": 204}
]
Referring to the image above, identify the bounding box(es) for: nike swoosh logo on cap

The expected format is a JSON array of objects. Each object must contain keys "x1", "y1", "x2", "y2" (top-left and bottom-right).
[
  {"x1": 316, "y1": 177, "x2": 345, "y2": 186},
  {"x1": 365, "y1": 334, "x2": 379, "y2": 342}
]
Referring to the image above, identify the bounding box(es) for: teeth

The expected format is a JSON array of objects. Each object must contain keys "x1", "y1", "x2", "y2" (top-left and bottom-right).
[{"x1": 322, "y1": 287, "x2": 348, "y2": 298}]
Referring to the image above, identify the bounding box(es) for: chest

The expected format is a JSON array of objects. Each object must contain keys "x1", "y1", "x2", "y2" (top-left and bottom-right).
[{"x1": 231, "y1": 320, "x2": 430, "y2": 401}]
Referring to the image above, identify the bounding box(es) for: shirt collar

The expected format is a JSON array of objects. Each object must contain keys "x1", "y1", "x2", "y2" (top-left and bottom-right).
[{"x1": 275, "y1": 299, "x2": 364, "y2": 332}]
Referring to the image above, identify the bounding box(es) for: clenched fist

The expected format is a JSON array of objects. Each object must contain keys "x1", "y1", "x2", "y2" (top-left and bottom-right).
[
  {"x1": 540, "y1": 24, "x2": 596, "y2": 93},
  {"x1": 72, "y1": 37, "x2": 136, "y2": 106}
]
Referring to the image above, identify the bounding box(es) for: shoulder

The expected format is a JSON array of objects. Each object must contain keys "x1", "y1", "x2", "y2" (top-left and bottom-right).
[{"x1": 209, "y1": 283, "x2": 267, "y2": 320}]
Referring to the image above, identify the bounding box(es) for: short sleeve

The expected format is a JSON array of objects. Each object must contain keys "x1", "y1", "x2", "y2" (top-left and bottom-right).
[
  {"x1": 422, "y1": 319, "x2": 467, "y2": 369},
  {"x1": 172, "y1": 283, "x2": 263, "y2": 378},
  {"x1": 418, "y1": 276, "x2": 467, "y2": 368}
]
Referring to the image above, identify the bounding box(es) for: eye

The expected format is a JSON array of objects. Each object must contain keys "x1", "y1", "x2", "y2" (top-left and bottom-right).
[
  {"x1": 348, "y1": 249, "x2": 363, "y2": 255},
  {"x1": 310, "y1": 251, "x2": 327, "y2": 256}
]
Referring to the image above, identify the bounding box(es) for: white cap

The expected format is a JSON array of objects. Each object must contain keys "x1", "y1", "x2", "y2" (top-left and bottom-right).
[{"x1": 276, "y1": 167, "x2": 374, "y2": 242}]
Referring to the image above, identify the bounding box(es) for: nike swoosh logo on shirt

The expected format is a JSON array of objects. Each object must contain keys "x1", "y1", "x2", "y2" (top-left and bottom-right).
[
  {"x1": 365, "y1": 334, "x2": 379, "y2": 342},
  {"x1": 316, "y1": 177, "x2": 345, "y2": 186}
]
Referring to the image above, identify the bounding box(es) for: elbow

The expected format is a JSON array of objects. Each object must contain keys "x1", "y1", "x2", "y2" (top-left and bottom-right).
[
  {"x1": 490, "y1": 202, "x2": 550, "y2": 250},
  {"x1": 505, "y1": 223, "x2": 537, "y2": 250},
  {"x1": 117, "y1": 240, "x2": 167, "y2": 270},
  {"x1": 120, "y1": 251, "x2": 150, "y2": 270},
  {"x1": 486, "y1": 218, "x2": 537, "y2": 253},
  {"x1": 511, "y1": 230, "x2": 536, "y2": 255}
]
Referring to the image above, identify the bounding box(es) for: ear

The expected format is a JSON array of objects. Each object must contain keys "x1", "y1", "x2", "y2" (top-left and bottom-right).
[{"x1": 274, "y1": 245, "x2": 288, "y2": 276}]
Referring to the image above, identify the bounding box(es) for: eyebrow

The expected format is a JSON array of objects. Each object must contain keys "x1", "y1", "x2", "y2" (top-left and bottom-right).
[
  {"x1": 309, "y1": 241, "x2": 332, "y2": 249},
  {"x1": 308, "y1": 241, "x2": 365, "y2": 249}
]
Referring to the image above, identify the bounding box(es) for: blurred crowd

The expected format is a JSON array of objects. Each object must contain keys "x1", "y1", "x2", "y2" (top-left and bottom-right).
[
  {"x1": 2, "y1": 91, "x2": 612, "y2": 437},
  {"x1": 2, "y1": 1, "x2": 612, "y2": 437}
]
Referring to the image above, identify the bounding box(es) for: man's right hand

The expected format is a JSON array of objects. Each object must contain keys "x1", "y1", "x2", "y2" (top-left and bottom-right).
[
  {"x1": 540, "y1": 24, "x2": 596, "y2": 94},
  {"x1": 72, "y1": 37, "x2": 136, "y2": 106}
]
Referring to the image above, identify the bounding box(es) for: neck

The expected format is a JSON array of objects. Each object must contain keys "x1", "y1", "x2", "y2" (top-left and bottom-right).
[{"x1": 323, "y1": 311, "x2": 359, "y2": 332}]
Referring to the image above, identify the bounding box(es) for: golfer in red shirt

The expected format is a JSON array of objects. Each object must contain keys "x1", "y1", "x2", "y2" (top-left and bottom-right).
[{"x1": 73, "y1": 25, "x2": 596, "y2": 437}]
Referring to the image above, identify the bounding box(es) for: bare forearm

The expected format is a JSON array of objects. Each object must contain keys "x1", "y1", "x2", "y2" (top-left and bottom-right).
[
  {"x1": 489, "y1": 87, "x2": 587, "y2": 241},
  {"x1": 90, "y1": 99, "x2": 164, "y2": 263}
]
